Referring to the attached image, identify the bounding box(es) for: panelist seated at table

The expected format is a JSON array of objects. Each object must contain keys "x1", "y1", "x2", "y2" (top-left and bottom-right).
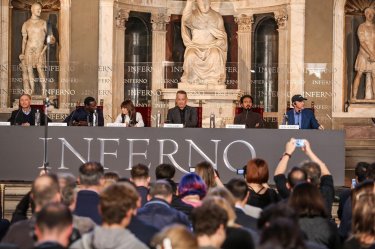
[
  {"x1": 64, "y1": 96, "x2": 104, "y2": 126},
  {"x1": 8, "y1": 93, "x2": 51, "y2": 126},
  {"x1": 285, "y1": 94, "x2": 322, "y2": 130},
  {"x1": 234, "y1": 95, "x2": 264, "y2": 128},
  {"x1": 114, "y1": 100, "x2": 144, "y2": 127},
  {"x1": 166, "y1": 90, "x2": 198, "y2": 128}
]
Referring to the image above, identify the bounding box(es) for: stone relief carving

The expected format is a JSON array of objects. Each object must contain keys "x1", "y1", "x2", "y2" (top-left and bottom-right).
[
  {"x1": 274, "y1": 9, "x2": 288, "y2": 29},
  {"x1": 11, "y1": 0, "x2": 60, "y2": 11},
  {"x1": 151, "y1": 13, "x2": 170, "y2": 31},
  {"x1": 235, "y1": 14, "x2": 254, "y2": 32},
  {"x1": 116, "y1": 8, "x2": 130, "y2": 29}
]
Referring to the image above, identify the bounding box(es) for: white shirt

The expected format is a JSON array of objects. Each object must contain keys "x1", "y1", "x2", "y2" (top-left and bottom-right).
[{"x1": 114, "y1": 112, "x2": 144, "y2": 127}]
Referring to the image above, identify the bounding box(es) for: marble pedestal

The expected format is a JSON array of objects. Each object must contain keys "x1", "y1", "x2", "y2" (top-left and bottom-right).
[{"x1": 160, "y1": 88, "x2": 243, "y2": 128}]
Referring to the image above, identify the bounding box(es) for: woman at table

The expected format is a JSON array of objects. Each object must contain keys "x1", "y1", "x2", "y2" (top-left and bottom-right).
[{"x1": 114, "y1": 100, "x2": 144, "y2": 127}]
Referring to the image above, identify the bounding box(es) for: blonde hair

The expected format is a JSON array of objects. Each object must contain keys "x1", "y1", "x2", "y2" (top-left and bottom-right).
[
  {"x1": 203, "y1": 196, "x2": 236, "y2": 227},
  {"x1": 151, "y1": 225, "x2": 198, "y2": 249}
]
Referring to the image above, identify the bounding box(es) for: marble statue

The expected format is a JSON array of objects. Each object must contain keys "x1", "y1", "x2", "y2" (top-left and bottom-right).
[
  {"x1": 180, "y1": 0, "x2": 227, "y2": 86},
  {"x1": 352, "y1": 7, "x2": 375, "y2": 100},
  {"x1": 19, "y1": 2, "x2": 48, "y2": 96}
]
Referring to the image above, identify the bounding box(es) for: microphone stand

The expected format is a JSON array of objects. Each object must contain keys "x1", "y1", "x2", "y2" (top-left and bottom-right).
[{"x1": 42, "y1": 23, "x2": 53, "y2": 173}]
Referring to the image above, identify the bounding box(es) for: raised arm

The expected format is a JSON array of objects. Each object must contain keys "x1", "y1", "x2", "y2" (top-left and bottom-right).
[
  {"x1": 302, "y1": 140, "x2": 330, "y2": 176},
  {"x1": 274, "y1": 138, "x2": 296, "y2": 175}
]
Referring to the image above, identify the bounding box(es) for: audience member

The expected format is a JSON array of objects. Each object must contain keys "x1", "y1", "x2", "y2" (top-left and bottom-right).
[
  {"x1": 338, "y1": 162, "x2": 369, "y2": 220},
  {"x1": 151, "y1": 225, "x2": 198, "y2": 249},
  {"x1": 195, "y1": 161, "x2": 224, "y2": 190},
  {"x1": 70, "y1": 183, "x2": 147, "y2": 249},
  {"x1": 288, "y1": 183, "x2": 341, "y2": 249},
  {"x1": 74, "y1": 162, "x2": 104, "y2": 225},
  {"x1": 137, "y1": 180, "x2": 190, "y2": 229},
  {"x1": 191, "y1": 201, "x2": 228, "y2": 249},
  {"x1": 203, "y1": 196, "x2": 255, "y2": 249},
  {"x1": 226, "y1": 178, "x2": 258, "y2": 230},
  {"x1": 172, "y1": 173, "x2": 207, "y2": 218},
  {"x1": 155, "y1": 163, "x2": 177, "y2": 194},
  {"x1": 2, "y1": 175, "x2": 61, "y2": 249},
  {"x1": 130, "y1": 164, "x2": 150, "y2": 207},
  {"x1": 343, "y1": 183, "x2": 375, "y2": 249},
  {"x1": 246, "y1": 158, "x2": 280, "y2": 209},
  {"x1": 34, "y1": 203, "x2": 73, "y2": 249},
  {"x1": 103, "y1": 171, "x2": 120, "y2": 187}
]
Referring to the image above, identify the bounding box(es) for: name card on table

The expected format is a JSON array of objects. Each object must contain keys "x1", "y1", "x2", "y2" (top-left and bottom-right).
[
  {"x1": 163, "y1": 124, "x2": 184, "y2": 128},
  {"x1": 48, "y1": 123, "x2": 67, "y2": 126},
  {"x1": 278, "y1": 125, "x2": 300, "y2": 129},
  {"x1": 226, "y1": 124, "x2": 246, "y2": 129},
  {"x1": 107, "y1": 123, "x2": 127, "y2": 127},
  {"x1": 0, "y1": 122, "x2": 10, "y2": 126}
]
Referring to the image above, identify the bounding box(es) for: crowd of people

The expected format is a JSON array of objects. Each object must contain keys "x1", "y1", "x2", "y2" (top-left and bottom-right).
[{"x1": 0, "y1": 139, "x2": 373, "y2": 249}]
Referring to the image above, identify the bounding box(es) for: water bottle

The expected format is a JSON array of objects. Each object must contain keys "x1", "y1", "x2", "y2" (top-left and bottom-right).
[
  {"x1": 35, "y1": 109, "x2": 41, "y2": 126},
  {"x1": 156, "y1": 110, "x2": 161, "y2": 128},
  {"x1": 93, "y1": 109, "x2": 98, "y2": 127},
  {"x1": 351, "y1": 178, "x2": 356, "y2": 189},
  {"x1": 210, "y1": 113, "x2": 215, "y2": 128},
  {"x1": 283, "y1": 113, "x2": 288, "y2": 125}
]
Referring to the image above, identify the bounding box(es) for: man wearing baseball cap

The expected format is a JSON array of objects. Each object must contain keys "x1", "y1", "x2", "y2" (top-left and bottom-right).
[{"x1": 285, "y1": 94, "x2": 322, "y2": 129}]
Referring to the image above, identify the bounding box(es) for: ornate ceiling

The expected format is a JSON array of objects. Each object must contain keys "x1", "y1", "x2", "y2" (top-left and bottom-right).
[
  {"x1": 345, "y1": 0, "x2": 375, "y2": 15},
  {"x1": 11, "y1": 0, "x2": 60, "y2": 11}
]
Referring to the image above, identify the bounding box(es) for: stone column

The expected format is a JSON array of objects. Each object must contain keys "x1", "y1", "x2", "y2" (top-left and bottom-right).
[
  {"x1": 0, "y1": 0, "x2": 10, "y2": 108},
  {"x1": 151, "y1": 12, "x2": 170, "y2": 126},
  {"x1": 289, "y1": 0, "x2": 305, "y2": 96},
  {"x1": 112, "y1": 8, "x2": 129, "y2": 119},
  {"x1": 275, "y1": 8, "x2": 289, "y2": 122},
  {"x1": 235, "y1": 14, "x2": 253, "y2": 94},
  {"x1": 98, "y1": 0, "x2": 115, "y2": 123},
  {"x1": 59, "y1": 0, "x2": 71, "y2": 110}
]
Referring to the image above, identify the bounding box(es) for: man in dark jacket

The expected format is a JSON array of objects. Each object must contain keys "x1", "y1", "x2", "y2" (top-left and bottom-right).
[
  {"x1": 74, "y1": 162, "x2": 104, "y2": 224},
  {"x1": 234, "y1": 95, "x2": 263, "y2": 128},
  {"x1": 137, "y1": 180, "x2": 190, "y2": 229},
  {"x1": 167, "y1": 90, "x2": 198, "y2": 128}
]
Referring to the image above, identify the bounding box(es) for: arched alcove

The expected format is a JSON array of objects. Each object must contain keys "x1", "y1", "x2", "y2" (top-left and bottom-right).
[
  {"x1": 252, "y1": 15, "x2": 279, "y2": 112},
  {"x1": 124, "y1": 12, "x2": 152, "y2": 106}
]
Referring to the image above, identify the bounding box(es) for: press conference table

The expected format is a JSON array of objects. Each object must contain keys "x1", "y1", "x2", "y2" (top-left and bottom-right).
[{"x1": 0, "y1": 126, "x2": 345, "y2": 185}]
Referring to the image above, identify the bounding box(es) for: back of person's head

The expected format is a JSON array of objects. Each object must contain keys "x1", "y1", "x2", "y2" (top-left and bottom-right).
[
  {"x1": 366, "y1": 163, "x2": 375, "y2": 180},
  {"x1": 202, "y1": 196, "x2": 236, "y2": 226},
  {"x1": 155, "y1": 163, "x2": 176, "y2": 180},
  {"x1": 130, "y1": 164, "x2": 149, "y2": 180},
  {"x1": 288, "y1": 182, "x2": 327, "y2": 218},
  {"x1": 195, "y1": 161, "x2": 216, "y2": 189},
  {"x1": 57, "y1": 172, "x2": 76, "y2": 190},
  {"x1": 352, "y1": 180, "x2": 374, "y2": 210},
  {"x1": 191, "y1": 201, "x2": 228, "y2": 236},
  {"x1": 32, "y1": 174, "x2": 60, "y2": 208},
  {"x1": 151, "y1": 225, "x2": 198, "y2": 249},
  {"x1": 103, "y1": 171, "x2": 120, "y2": 187},
  {"x1": 351, "y1": 182, "x2": 375, "y2": 238},
  {"x1": 149, "y1": 180, "x2": 173, "y2": 199},
  {"x1": 257, "y1": 202, "x2": 298, "y2": 230},
  {"x1": 226, "y1": 178, "x2": 249, "y2": 202},
  {"x1": 61, "y1": 184, "x2": 76, "y2": 208},
  {"x1": 35, "y1": 203, "x2": 73, "y2": 243},
  {"x1": 300, "y1": 161, "x2": 321, "y2": 186},
  {"x1": 355, "y1": 162, "x2": 370, "y2": 183},
  {"x1": 206, "y1": 186, "x2": 236, "y2": 207},
  {"x1": 84, "y1": 96, "x2": 95, "y2": 106},
  {"x1": 287, "y1": 167, "x2": 307, "y2": 188},
  {"x1": 178, "y1": 173, "x2": 207, "y2": 199},
  {"x1": 246, "y1": 158, "x2": 269, "y2": 184},
  {"x1": 100, "y1": 182, "x2": 139, "y2": 225},
  {"x1": 78, "y1": 162, "x2": 104, "y2": 186},
  {"x1": 259, "y1": 218, "x2": 306, "y2": 249}
]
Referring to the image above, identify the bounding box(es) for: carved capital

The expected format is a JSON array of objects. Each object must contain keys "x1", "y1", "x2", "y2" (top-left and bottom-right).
[
  {"x1": 116, "y1": 8, "x2": 129, "y2": 30},
  {"x1": 235, "y1": 14, "x2": 254, "y2": 32},
  {"x1": 274, "y1": 9, "x2": 288, "y2": 29},
  {"x1": 151, "y1": 13, "x2": 170, "y2": 31}
]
